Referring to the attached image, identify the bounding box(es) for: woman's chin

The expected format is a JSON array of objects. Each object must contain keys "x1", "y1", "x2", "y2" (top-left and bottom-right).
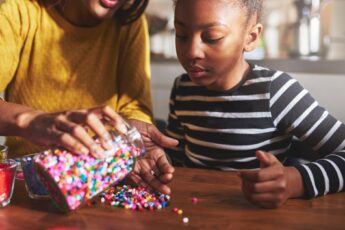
[{"x1": 92, "y1": 8, "x2": 116, "y2": 20}]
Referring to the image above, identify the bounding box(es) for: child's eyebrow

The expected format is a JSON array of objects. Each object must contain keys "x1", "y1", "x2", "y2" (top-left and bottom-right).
[{"x1": 174, "y1": 20, "x2": 228, "y2": 29}]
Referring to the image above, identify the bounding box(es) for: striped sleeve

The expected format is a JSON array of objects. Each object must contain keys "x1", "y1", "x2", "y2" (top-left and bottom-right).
[
  {"x1": 165, "y1": 76, "x2": 186, "y2": 166},
  {"x1": 270, "y1": 72, "x2": 345, "y2": 198}
]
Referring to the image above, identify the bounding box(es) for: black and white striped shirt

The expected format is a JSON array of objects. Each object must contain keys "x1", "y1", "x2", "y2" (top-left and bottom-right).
[{"x1": 166, "y1": 64, "x2": 345, "y2": 198}]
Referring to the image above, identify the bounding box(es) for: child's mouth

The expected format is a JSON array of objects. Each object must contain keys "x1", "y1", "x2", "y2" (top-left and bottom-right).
[{"x1": 188, "y1": 66, "x2": 208, "y2": 78}]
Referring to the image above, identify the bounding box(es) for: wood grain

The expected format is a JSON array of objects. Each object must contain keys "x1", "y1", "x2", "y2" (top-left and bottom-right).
[{"x1": 1, "y1": 167, "x2": 345, "y2": 230}]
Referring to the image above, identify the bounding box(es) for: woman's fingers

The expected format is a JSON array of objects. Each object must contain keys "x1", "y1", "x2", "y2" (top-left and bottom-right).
[
  {"x1": 54, "y1": 113, "x2": 107, "y2": 158},
  {"x1": 66, "y1": 106, "x2": 128, "y2": 150},
  {"x1": 24, "y1": 105, "x2": 129, "y2": 158},
  {"x1": 94, "y1": 106, "x2": 128, "y2": 133}
]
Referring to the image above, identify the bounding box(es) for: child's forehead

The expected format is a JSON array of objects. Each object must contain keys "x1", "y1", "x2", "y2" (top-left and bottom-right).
[
  {"x1": 175, "y1": 0, "x2": 243, "y2": 8},
  {"x1": 175, "y1": 0, "x2": 245, "y2": 16},
  {"x1": 174, "y1": 0, "x2": 247, "y2": 26}
]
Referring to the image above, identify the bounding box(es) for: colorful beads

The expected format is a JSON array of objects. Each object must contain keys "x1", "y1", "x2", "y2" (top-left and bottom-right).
[
  {"x1": 100, "y1": 185, "x2": 170, "y2": 211},
  {"x1": 34, "y1": 144, "x2": 141, "y2": 212}
]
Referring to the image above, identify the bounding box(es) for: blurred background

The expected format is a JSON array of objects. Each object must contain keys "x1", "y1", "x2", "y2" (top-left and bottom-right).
[{"x1": 147, "y1": 0, "x2": 345, "y2": 60}]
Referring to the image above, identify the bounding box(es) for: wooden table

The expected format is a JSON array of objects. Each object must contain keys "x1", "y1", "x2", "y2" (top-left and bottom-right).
[{"x1": 1, "y1": 167, "x2": 345, "y2": 230}]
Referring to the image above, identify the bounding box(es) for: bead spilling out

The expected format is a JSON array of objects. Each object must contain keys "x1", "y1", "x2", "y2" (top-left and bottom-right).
[
  {"x1": 34, "y1": 145, "x2": 140, "y2": 212},
  {"x1": 100, "y1": 185, "x2": 170, "y2": 211}
]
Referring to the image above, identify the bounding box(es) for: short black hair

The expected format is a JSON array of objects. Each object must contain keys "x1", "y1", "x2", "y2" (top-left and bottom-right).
[
  {"x1": 173, "y1": 0, "x2": 263, "y2": 23},
  {"x1": 116, "y1": 0, "x2": 149, "y2": 25},
  {"x1": 237, "y1": 0, "x2": 263, "y2": 23}
]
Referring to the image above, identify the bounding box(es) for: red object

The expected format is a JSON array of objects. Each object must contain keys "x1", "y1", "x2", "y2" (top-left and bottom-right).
[
  {"x1": 192, "y1": 197, "x2": 199, "y2": 204},
  {"x1": 0, "y1": 163, "x2": 15, "y2": 202}
]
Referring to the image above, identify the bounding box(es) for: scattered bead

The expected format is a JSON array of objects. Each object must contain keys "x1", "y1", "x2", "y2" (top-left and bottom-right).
[
  {"x1": 99, "y1": 185, "x2": 170, "y2": 211},
  {"x1": 191, "y1": 197, "x2": 198, "y2": 204},
  {"x1": 177, "y1": 209, "x2": 183, "y2": 215},
  {"x1": 182, "y1": 217, "x2": 189, "y2": 224}
]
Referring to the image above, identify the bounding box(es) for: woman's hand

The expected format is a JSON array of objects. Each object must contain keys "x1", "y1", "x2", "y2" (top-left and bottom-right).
[
  {"x1": 238, "y1": 150, "x2": 304, "y2": 208},
  {"x1": 17, "y1": 105, "x2": 127, "y2": 158},
  {"x1": 126, "y1": 120, "x2": 178, "y2": 194}
]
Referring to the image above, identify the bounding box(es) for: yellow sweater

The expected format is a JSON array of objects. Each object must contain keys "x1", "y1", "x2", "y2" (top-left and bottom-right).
[{"x1": 0, "y1": 0, "x2": 153, "y2": 157}]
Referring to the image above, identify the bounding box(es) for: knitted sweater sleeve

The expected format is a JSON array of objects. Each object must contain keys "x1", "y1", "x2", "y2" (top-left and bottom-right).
[
  {"x1": 0, "y1": 0, "x2": 29, "y2": 92},
  {"x1": 269, "y1": 71, "x2": 345, "y2": 198},
  {"x1": 116, "y1": 16, "x2": 153, "y2": 124}
]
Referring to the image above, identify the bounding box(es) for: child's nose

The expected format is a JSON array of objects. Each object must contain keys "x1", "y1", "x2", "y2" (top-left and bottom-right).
[{"x1": 185, "y1": 39, "x2": 204, "y2": 60}]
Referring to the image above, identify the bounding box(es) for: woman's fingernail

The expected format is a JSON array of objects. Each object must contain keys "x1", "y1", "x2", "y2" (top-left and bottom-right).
[
  {"x1": 102, "y1": 132, "x2": 111, "y2": 141},
  {"x1": 106, "y1": 140, "x2": 114, "y2": 150},
  {"x1": 118, "y1": 123, "x2": 127, "y2": 133},
  {"x1": 80, "y1": 147, "x2": 89, "y2": 155},
  {"x1": 91, "y1": 144, "x2": 102, "y2": 157}
]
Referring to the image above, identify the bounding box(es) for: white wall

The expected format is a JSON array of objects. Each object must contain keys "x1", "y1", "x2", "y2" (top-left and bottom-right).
[
  {"x1": 151, "y1": 62, "x2": 345, "y2": 123},
  {"x1": 151, "y1": 63, "x2": 183, "y2": 121}
]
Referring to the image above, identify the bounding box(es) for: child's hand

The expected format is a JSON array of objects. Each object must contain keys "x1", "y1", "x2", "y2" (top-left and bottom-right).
[
  {"x1": 238, "y1": 150, "x2": 304, "y2": 208},
  {"x1": 128, "y1": 119, "x2": 179, "y2": 152},
  {"x1": 126, "y1": 120, "x2": 178, "y2": 194},
  {"x1": 128, "y1": 148, "x2": 175, "y2": 194}
]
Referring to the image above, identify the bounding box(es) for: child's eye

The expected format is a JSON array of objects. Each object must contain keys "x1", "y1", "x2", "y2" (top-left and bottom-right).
[{"x1": 202, "y1": 37, "x2": 224, "y2": 44}]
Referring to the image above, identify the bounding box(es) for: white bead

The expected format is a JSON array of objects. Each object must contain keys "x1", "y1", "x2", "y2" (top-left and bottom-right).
[{"x1": 182, "y1": 217, "x2": 189, "y2": 223}]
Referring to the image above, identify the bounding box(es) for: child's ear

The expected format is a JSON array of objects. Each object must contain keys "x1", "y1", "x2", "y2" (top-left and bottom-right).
[{"x1": 244, "y1": 23, "x2": 263, "y2": 52}]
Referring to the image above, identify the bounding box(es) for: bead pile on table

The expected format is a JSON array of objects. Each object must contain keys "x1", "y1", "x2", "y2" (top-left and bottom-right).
[{"x1": 100, "y1": 184, "x2": 170, "y2": 211}]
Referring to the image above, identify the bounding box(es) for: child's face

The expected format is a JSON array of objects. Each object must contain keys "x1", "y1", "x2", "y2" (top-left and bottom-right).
[{"x1": 174, "y1": 0, "x2": 260, "y2": 91}]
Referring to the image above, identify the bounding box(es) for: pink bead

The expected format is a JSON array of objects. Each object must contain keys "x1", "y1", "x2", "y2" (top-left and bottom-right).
[{"x1": 191, "y1": 197, "x2": 198, "y2": 204}]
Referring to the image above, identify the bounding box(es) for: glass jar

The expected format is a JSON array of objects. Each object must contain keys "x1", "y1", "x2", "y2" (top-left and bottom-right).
[
  {"x1": 34, "y1": 124, "x2": 145, "y2": 213},
  {"x1": 21, "y1": 153, "x2": 50, "y2": 199}
]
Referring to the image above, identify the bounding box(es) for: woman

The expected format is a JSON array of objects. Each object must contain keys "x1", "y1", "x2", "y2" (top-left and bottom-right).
[{"x1": 0, "y1": 0, "x2": 177, "y2": 194}]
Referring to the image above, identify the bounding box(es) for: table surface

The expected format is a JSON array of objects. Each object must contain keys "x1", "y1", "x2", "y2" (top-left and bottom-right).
[{"x1": 1, "y1": 167, "x2": 345, "y2": 230}]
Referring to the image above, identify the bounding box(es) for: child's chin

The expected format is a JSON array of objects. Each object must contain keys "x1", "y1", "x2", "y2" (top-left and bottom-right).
[{"x1": 189, "y1": 77, "x2": 211, "y2": 87}]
